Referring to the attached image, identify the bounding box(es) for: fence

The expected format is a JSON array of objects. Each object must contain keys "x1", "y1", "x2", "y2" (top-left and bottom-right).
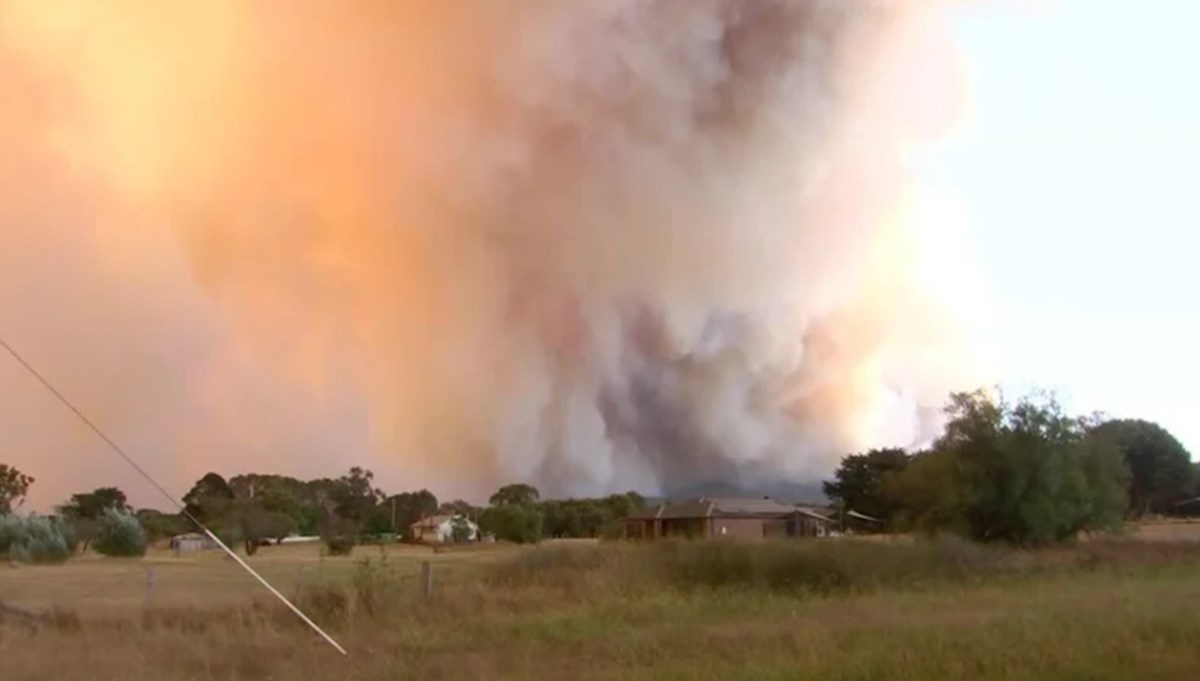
[{"x1": 0, "y1": 548, "x2": 442, "y2": 625}]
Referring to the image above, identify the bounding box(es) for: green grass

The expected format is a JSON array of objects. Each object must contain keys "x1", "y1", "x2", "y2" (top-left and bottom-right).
[{"x1": 3, "y1": 538, "x2": 1200, "y2": 679}]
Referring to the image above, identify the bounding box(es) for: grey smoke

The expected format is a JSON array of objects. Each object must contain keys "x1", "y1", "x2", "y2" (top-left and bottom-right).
[{"x1": 0, "y1": 0, "x2": 986, "y2": 507}]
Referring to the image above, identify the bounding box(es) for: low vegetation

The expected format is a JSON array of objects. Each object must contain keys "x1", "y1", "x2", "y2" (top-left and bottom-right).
[
  {"x1": 0, "y1": 513, "x2": 71, "y2": 564},
  {"x1": 4, "y1": 537, "x2": 1200, "y2": 680},
  {"x1": 92, "y1": 508, "x2": 148, "y2": 558},
  {"x1": 2, "y1": 388, "x2": 1197, "y2": 677}
]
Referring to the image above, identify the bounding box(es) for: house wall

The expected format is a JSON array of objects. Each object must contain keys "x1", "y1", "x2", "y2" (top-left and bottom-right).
[
  {"x1": 623, "y1": 520, "x2": 653, "y2": 539},
  {"x1": 711, "y1": 517, "x2": 765, "y2": 540},
  {"x1": 661, "y1": 518, "x2": 709, "y2": 539},
  {"x1": 763, "y1": 518, "x2": 790, "y2": 539}
]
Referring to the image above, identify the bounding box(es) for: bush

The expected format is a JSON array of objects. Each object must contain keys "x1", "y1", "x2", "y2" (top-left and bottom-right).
[
  {"x1": 320, "y1": 517, "x2": 358, "y2": 556},
  {"x1": 324, "y1": 536, "x2": 356, "y2": 556},
  {"x1": 93, "y1": 508, "x2": 148, "y2": 557},
  {"x1": 488, "y1": 536, "x2": 1022, "y2": 596},
  {"x1": 0, "y1": 513, "x2": 72, "y2": 564},
  {"x1": 480, "y1": 504, "x2": 543, "y2": 544}
]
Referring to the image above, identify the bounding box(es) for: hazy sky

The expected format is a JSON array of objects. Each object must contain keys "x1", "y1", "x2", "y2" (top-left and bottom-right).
[
  {"x1": 930, "y1": 0, "x2": 1198, "y2": 452},
  {"x1": 1, "y1": 1, "x2": 1195, "y2": 512}
]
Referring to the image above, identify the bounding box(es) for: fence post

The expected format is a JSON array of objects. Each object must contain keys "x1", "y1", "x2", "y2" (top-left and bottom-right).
[
  {"x1": 420, "y1": 560, "x2": 433, "y2": 599},
  {"x1": 144, "y1": 567, "x2": 156, "y2": 611}
]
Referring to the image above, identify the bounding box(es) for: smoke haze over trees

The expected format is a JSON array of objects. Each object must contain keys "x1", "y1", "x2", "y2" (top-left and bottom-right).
[{"x1": 0, "y1": 1, "x2": 992, "y2": 508}]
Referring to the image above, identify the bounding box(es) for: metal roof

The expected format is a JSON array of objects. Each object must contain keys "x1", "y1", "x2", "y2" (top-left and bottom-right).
[{"x1": 623, "y1": 497, "x2": 834, "y2": 521}]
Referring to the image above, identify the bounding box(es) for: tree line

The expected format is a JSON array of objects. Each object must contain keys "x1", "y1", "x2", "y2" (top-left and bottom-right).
[
  {"x1": 822, "y1": 390, "x2": 1197, "y2": 544},
  {"x1": 3, "y1": 387, "x2": 1194, "y2": 560},
  {"x1": 0, "y1": 461, "x2": 645, "y2": 560}
]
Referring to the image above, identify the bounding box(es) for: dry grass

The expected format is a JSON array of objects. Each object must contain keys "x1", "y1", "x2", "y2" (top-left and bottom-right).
[
  {"x1": 3, "y1": 537, "x2": 1200, "y2": 679},
  {"x1": 1129, "y1": 518, "x2": 1200, "y2": 542},
  {"x1": 0, "y1": 540, "x2": 513, "y2": 616}
]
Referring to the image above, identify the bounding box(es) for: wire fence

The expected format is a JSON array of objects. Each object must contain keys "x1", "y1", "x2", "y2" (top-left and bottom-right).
[{"x1": 0, "y1": 544, "x2": 444, "y2": 621}]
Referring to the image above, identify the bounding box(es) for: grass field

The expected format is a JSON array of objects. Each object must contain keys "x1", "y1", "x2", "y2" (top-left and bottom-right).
[{"x1": 3, "y1": 528, "x2": 1200, "y2": 680}]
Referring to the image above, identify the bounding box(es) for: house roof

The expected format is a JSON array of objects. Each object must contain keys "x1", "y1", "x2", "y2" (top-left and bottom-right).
[
  {"x1": 845, "y1": 510, "x2": 882, "y2": 523},
  {"x1": 708, "y1": 497, "x2": 797, "y2": 516},
  {"x1": 623, "y1": 497, "x2": 834, "y2": 522},
  {"x1": 795, "y1": 507, "x2": 835, "y2": 523},
  {"x1": 410, "y1": 514, "x2": 456, "y2": 529}
]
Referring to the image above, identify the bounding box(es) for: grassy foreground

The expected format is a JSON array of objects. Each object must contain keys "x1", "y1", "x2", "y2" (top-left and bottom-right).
[{"x1": 3, "y1": 538, "x2": 1200, "y2": 680}]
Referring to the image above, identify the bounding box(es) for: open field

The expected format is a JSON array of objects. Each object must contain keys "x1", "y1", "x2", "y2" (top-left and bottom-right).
[
  {"x1": 4, "y1": 535, "x2": 1200, "y2": 680},
  {"x1": 0, "y1": 541, "x2": 518, "y2": 617}
]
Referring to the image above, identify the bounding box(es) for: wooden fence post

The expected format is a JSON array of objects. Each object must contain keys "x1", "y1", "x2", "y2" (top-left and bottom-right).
[
  {"x1": 420, "y1": 560, "x2": 433, "y2": 599},
  {"x1": 144, "y1": 567, "x2": 156, "y2": 611}
]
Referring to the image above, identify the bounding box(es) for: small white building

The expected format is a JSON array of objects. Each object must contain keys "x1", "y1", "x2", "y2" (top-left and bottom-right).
[
  {"x1": 169, "y1": 532, "x2": 220, "y2": 553},
  {"x1": 409, "y1": 514, "x2": 479, "y2": 543}
]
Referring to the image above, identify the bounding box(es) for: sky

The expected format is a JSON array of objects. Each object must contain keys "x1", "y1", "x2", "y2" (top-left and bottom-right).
[
  {"x1": 926, "y1": 0, "x2": 1198, "y2": 451},
  {"x1": 0, "y1": 0, "x2": 1196, "y2": 512}
]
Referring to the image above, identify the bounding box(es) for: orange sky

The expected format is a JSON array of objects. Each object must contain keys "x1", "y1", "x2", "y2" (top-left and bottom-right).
[{"x1": 0, "y1": 1, "x2": 994, "y2": 510}]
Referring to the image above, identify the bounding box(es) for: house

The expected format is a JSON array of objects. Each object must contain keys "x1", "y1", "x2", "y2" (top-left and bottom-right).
[
  {"x1": 622, "y1": 497, "x2": 835, "y2": 540},
  {"x1": 409, "y1": 514, "x2": 479, "y2": 543},
  {"x1": 169, "y1": 532, "x2": 221, "y2": 553}
]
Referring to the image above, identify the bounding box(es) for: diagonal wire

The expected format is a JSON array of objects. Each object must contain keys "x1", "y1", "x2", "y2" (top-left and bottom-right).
[{"x1": 0, "y1": 333, "x2": 349, "y2": 656}]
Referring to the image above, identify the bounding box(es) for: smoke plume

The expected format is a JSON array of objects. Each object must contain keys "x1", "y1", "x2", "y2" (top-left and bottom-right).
[{"x1": 0, "y1": 0, "x2": 989, "y2": 507}]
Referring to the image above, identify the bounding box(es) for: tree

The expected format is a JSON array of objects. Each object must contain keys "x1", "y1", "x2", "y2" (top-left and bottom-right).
[
  {"x1": 135, "y1": 509, "x2": 187, "y2": 542},
  {"x1": 230, "y1": 501, "x2": 296, "y2": 555},
  {"x1": 319, "y1": 516, "x2": 358, "y2": 556},
  {"x1": 58, "y1": 487, "x2": 130, "y2": 519},
  {"x1": 383, "y1": 489, "x2": 439, "y2": 536},
  {"x1": 0, "y1": 513, "x2": 71, "y2": 564},
  {"x1": 600, "y1": 491, "x2": 645, "y2": 519},
  {"x1": 1089, "y1": 419, "x2": 1194, "y2": 517},
  {"x1": 449, "y1": 515, "x2": 474, "y2": 543},
  {"x1": 489, "y1": 483, "x2": 540, "y2": 507},
  {"x1": 329, "y1": 467, "x2": 384, "y2": 528},
  {"x1": 58, "y1": 487, "x2": 132, "y2": 552},
  {"x1": 885, "y1": 390, "x2": 1129, "y2": 544},
  {"x1": 182, "y1": 472, "x2": 235, "y2": 524},
  {"x1": 0, "y1": 464, "x2": 34, "y2": 514},
  {"x1": 823, "y1": 448, "x2": 910, "y2": 528},
  {"x1": 480, "y1": 503, "x2": 542, "y2": 544},
  {"x1": 93, "y1": 508, "x2": 148, "y2": 557},
  {"x1": 438, "y1": 499, "x2": 480, "y2": 518}
]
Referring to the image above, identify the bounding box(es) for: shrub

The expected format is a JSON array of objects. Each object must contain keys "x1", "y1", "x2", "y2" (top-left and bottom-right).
[
  {"x1": 93, "y1": 508, "x2": 148, "y2": 557},
  {"x1": 488, "y1": 536, "x2": 1021, "y2": 596},
  {"x1": 0, "y1": 513, "x2": 72, "y2": 564},
  {"x1": 324, "y1": 536, "x2": 356, "y2": 556},
  {"x1": 480, "y1": 504, "x2": 543, "y2": 544},
  {"x1": 320, "y1": 517, "x2": 358, "y2": 556}
]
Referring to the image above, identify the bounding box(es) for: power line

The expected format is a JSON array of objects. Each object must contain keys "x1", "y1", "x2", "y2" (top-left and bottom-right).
[{"x1": 0, "y1": 334, "x2": 348, "y2": 656}]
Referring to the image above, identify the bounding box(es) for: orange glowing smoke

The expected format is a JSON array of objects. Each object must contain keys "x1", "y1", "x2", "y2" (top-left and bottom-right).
[{"x1": 0, "y1": 1, "x2": 991, "y2": 505}]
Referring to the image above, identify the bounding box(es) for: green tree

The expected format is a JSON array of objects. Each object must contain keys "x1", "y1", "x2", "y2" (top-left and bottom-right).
[
  {"x1": 58, "y1": 487, "x2": 132, "y2": 552},
  {"x1": 319, "y1": 516, "x2": 358, "y2": 556},
  {"x1": 598, "y1": 492, "x2": 645, "y2": 521},
  {"x1": 383, "y1": 489, "x2": 439, "y2": 536},
  {"x1": 438, "y1": 499, "x2": 480, "y2": 518},
  {"x1": 449, "y1": 515, "x2": 474, "y2": 543},
  {"x1": 329, "y1": 467, "x2": 384, "y2": 528},
  {"x1": 230, "y1": 501, "x2": 296, "y2": 556},
  {"x1": 0, "y1": 464, "x2": 34, "y2": 514},
  {"x1": 93, "y1": 508, "x2": 148, "y2": 557},
  {"x1": 823, "y1": 448, "x2": 910, "y2": 528},
  {"x1": 182, "y1": 472, "x2": 235, "y2": 524},
  {"x1": 886, "y1": 390, "x2": 1129, "y2": 544},
  {"x1": 135, "y1": 509, "x2": 188, "y2": 542},
  {"x1": 0, "y1": 513, "x2": 71, "y2": 564},
  {"x1": 480, "y1": 504, "x2": 542, "y2": 544},
  {"x1": 489, "y1": 483, "x2": 540, "y2": 507},
  {"x1": 1089, "y1": 419, "x2": 1194, "y2": 516},
  {"x1": 58, "y1": 487, "x2": 130, "y2": 519}
]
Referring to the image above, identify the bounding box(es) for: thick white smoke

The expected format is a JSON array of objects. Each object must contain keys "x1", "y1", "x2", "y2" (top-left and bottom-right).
[{"x1": 0, "y1": 0, "x2": 989, "y2": 505}]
